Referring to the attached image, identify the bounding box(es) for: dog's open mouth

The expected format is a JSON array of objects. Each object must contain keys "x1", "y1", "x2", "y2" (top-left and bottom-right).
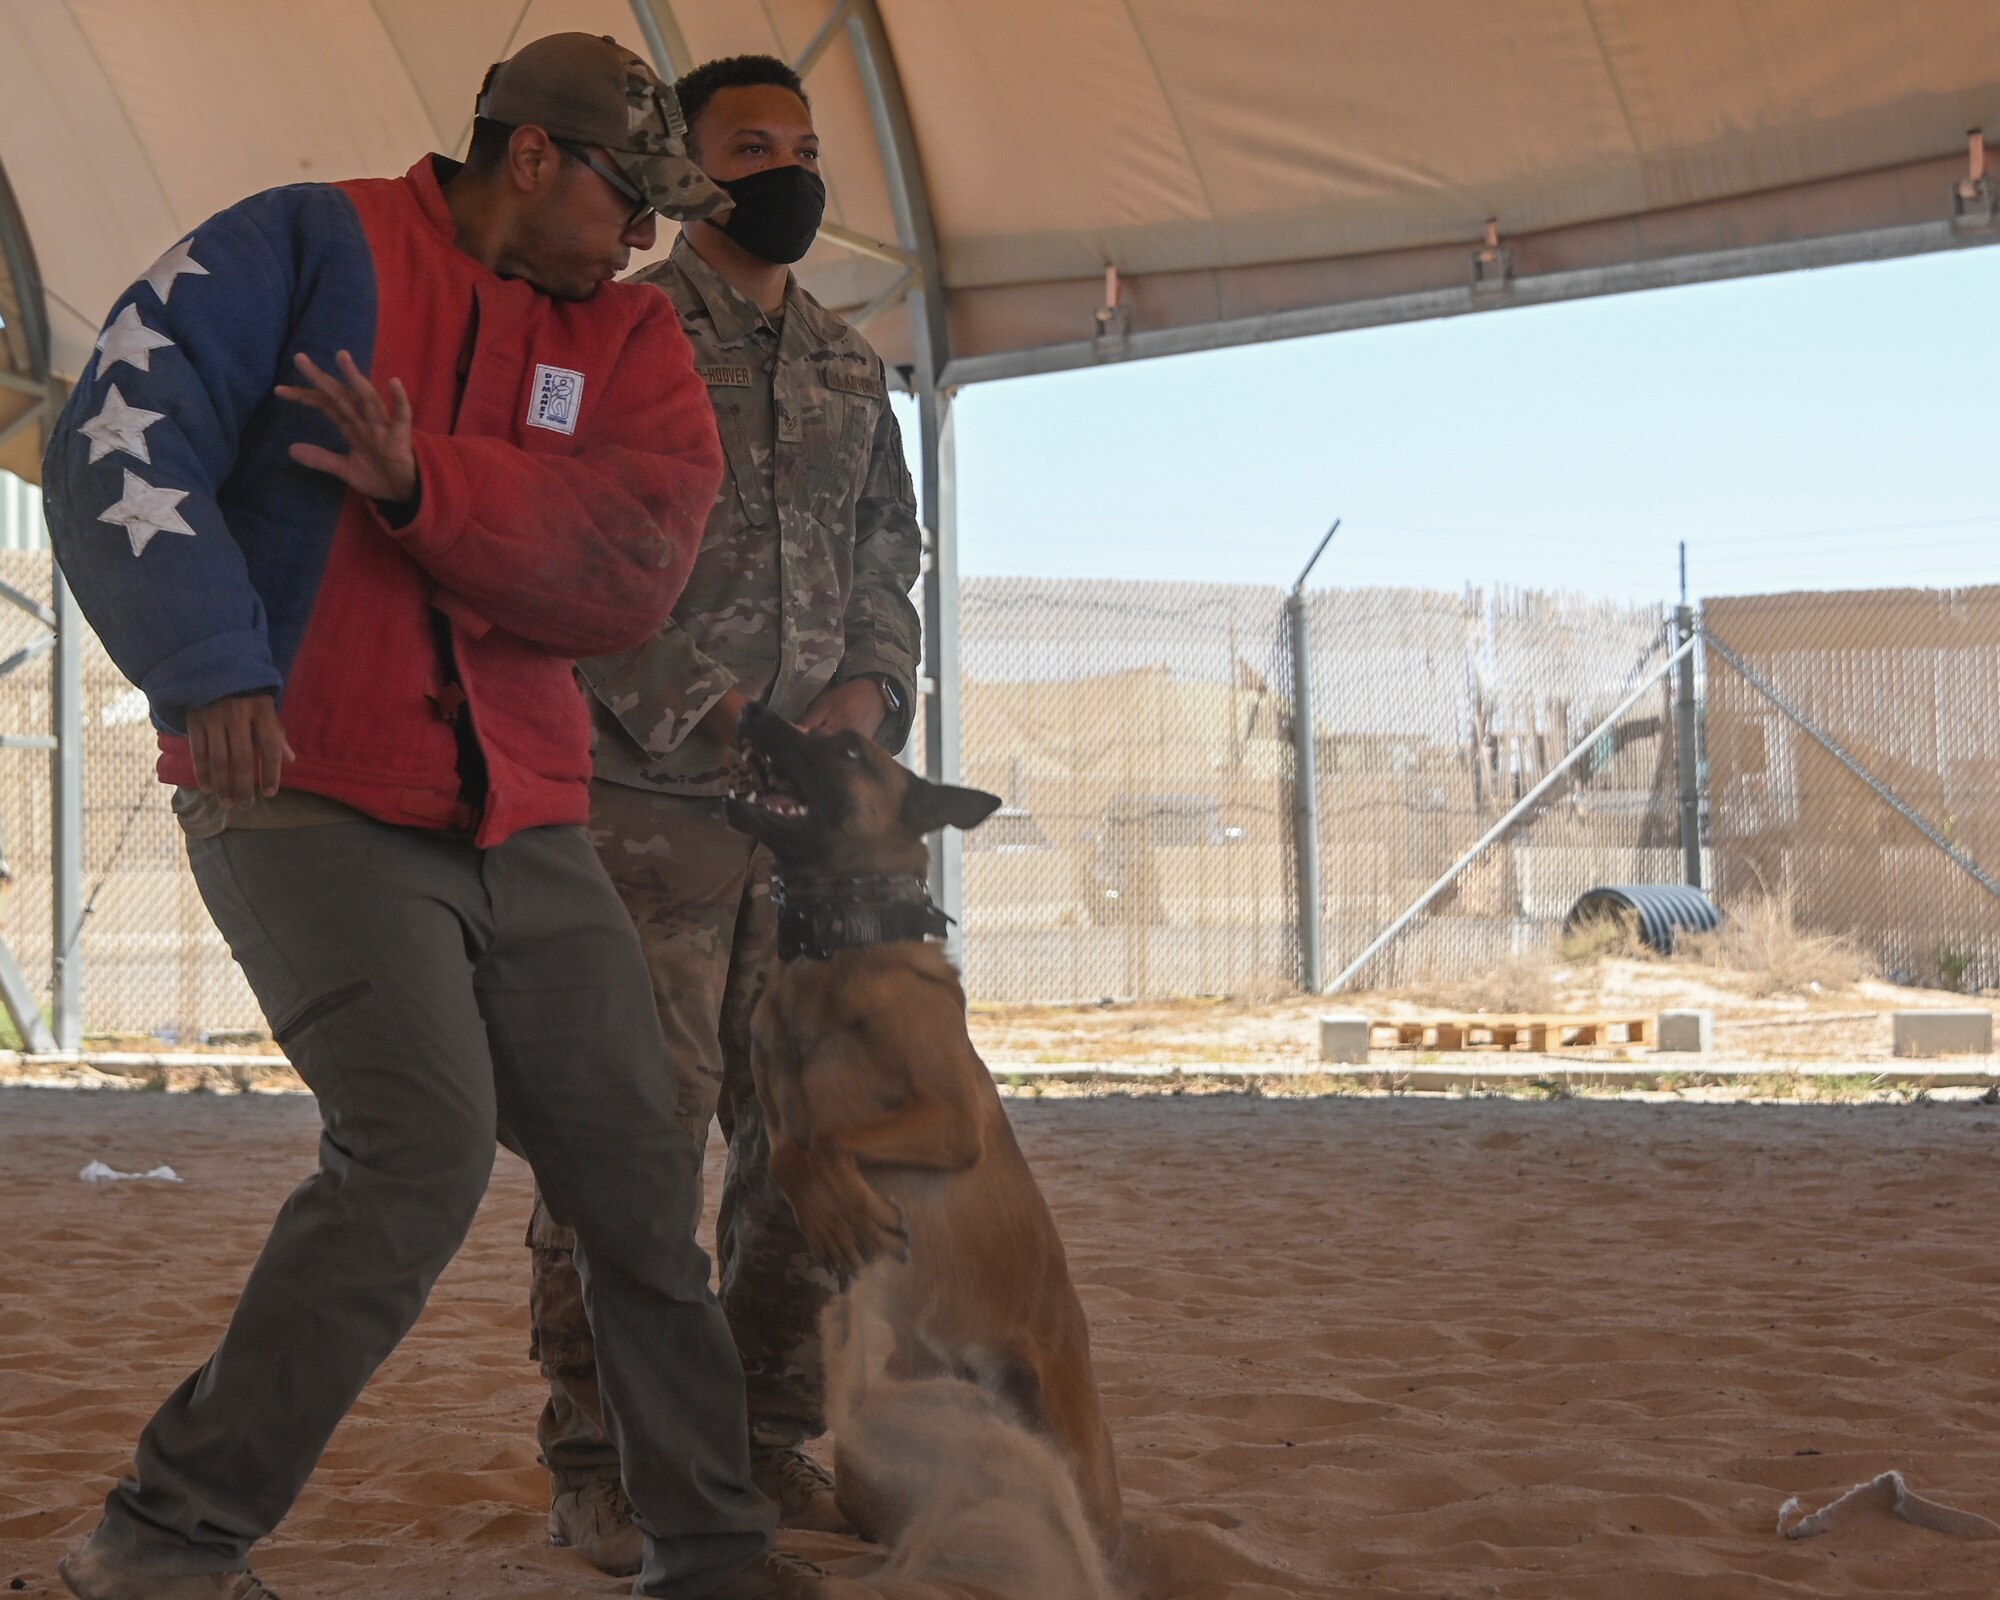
[
  {"x1": 734, "y1": 747, "x2": 811, "y2": 820},
  {"x1": 748, "y1": 792, "x2": 808, "y2": 819}
]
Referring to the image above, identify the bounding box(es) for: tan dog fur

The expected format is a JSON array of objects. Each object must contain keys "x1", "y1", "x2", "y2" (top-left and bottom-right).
[{"x1": 728, "y1": 705, "x2": 1122, "y2": 1553}]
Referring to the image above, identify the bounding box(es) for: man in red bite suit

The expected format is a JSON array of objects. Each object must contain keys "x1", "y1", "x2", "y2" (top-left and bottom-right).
[{"x1": 41, "y1": 33, "x2": 823, "y2": 1600}]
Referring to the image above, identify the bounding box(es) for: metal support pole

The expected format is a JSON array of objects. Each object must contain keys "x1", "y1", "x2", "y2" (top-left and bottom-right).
[
  {"x1": 52, "y1": 564, "x2": 83, "y2": 1049},
  {"x1": 1286, "y1": 520, "x2": 1337, "y2": 991},
  {"x1": 1327, "y1": 633, "x2": 1699, "y2": 993},
  {"x1": 790, "y1": 0, "x2": 855, "y2": 77},
  {"x1": 919, "y1": 387, "x2": 963, "y2": 962},
  {"x1": 1287, "y1": 590, "x2": 1321, "y2": 991},
  {"x1": 1674, "y1": 603, "x2": 1701, "y2": 889},
  {"x1": 626, "y1": 0, "x2": 694, "y2": 78},
  {"x1": 843, "y1": 0, "x2": 962, "y2": 958}
]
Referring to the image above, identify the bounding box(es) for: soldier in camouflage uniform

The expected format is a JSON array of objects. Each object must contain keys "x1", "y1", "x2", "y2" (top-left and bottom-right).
[{"x1": 528, "y1": 54, "x2": 922, "y2": 1575}]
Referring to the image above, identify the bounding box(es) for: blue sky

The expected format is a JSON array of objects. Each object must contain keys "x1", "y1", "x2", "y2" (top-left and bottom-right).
[{"x1": 910, "y1": 241, "x2": 2000, "y2": 606}]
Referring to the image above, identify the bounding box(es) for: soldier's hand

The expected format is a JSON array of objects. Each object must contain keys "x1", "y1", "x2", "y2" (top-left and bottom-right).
[
  {"x1": 799, "y1": 679, "x2": 885, "y2": 740},
  {"x1": 187, "y1": 694, "x2": 295, "y2": 809},
  {"x1": 699, "y1": 688, "x2": 753, "y2": 749},
  {"x1": 278, "y1": 351, "x2": 419, "y2": 506}
]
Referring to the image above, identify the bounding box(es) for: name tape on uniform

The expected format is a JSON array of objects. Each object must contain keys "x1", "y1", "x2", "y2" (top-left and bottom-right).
[
  {"x1": 819, "y1": 364, "x2": 884, "y2": 399},
  {"x1": 698, "y1": 364, "x2": 753, "y2": 388}
]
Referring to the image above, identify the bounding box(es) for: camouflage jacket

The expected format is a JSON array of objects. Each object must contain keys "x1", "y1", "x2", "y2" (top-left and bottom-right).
[{"x1": 581, "y1": 236, "x2": 922, "y2": 794}]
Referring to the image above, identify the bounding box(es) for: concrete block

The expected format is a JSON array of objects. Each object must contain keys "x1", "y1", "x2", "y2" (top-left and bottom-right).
[
  {"x1": 1892, "y1": 1010, "x2": 1993, "y2": 1058},
  {"x1": 1319, "y1": 1014, "x2": 1371, "y2": 1065},
  {"x1": 1655, "y1": 1009, "x2": 1713, "y2": 1053}
]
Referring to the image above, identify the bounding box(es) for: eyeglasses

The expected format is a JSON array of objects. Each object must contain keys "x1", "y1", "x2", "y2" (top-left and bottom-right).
[{"x1": 553, "y1": 139, "x2": 655, "y2": 230}]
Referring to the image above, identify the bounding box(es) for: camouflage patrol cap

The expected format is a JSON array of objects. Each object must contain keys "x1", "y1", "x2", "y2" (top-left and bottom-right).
[{"x1": 476, "y1": 32, "x2": 730, "y2": 221}]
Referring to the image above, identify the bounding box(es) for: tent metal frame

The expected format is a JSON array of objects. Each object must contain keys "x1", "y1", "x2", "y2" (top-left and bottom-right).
[{"x1": 945, "y1": 154, "x2": 2000, "y2": 386}]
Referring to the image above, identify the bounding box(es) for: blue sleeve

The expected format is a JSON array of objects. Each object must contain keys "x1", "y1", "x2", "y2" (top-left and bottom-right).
[{"x1": 41, "y1": 187, "x2": 347, "y2": 730}]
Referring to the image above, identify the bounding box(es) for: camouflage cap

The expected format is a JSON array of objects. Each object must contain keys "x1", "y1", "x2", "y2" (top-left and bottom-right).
[{"x1": 476, "y1": 32, "x2": 730, "y2": 222}]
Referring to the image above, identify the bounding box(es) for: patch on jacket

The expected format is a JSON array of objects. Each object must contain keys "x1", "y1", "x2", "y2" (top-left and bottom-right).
[
  {"x1": 527, "y1": 364, "x2": 585, "y2": 434},
  {"x1": 820, "y1": 364, "x2": 883, "y2": 399},
  {"x1": 699, "y1": 364, "x2": 753, "y2": 388}
]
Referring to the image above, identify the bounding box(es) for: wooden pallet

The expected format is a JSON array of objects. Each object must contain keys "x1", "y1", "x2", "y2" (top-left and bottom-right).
[{"x1": 1370, "y1": 1014, "x2": 1653, "y2": 1053}]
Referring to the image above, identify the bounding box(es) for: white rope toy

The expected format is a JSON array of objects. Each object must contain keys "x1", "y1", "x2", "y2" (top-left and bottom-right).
[{"x1": 1778, "y1": 1470, "x2": 2000, "y2": 1542}]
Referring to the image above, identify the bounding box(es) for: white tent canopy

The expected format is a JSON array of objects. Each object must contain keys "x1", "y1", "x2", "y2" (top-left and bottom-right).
[{"x1": 5, "y1": 0, "x2": 2000, "y2": 460}]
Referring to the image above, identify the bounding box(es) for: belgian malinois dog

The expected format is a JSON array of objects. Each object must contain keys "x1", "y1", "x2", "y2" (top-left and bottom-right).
[{"x1": 725, "y1": 702, "x2": 1123, "y2": 1554}]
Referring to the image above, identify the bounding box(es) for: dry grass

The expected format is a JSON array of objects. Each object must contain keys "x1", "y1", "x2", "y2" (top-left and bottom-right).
[
  {"x1": 1557, "y1": 912, "x2": 1649, "y2": 964},
  {"x1": 1382, "y1": 889, "x2": 1877, "y2": 1023},
  {"x1": 1675, "y1": 890, "x2": 1873, "y2": 997},
  {"x1": 1396, "y1": 945, "x2": 1561, "y2": 1015}
]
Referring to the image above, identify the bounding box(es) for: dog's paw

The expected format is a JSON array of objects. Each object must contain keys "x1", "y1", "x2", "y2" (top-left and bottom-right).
[
  {"x1": 800, "y1": 1193, "x2": 908, "y2": 1275},
  {"x1": 795, "y1": 1210, "x2": 850, "y2": 1274},
  {"x1": 798, "y1": 1204, "x2": 870, "y2": 1277},
  {"x1": 854, "y1": 1192, "x2": 910, "y2": 1266}
]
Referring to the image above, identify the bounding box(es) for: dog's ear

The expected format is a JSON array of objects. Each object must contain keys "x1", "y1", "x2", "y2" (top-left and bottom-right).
[{"x1": 901, "y1": 776, "x2": 1004, "y2": 836}]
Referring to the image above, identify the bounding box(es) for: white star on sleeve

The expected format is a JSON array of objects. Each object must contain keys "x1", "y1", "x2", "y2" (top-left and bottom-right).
[
  {"x1": 95, "y1": 304, "x2": 175, "y2": 375},
  {"x1": 78, "y1": 385, "x2": 167, "y2": 465},
  {"x1": 98, "y1": 469, "x2": 198, "y2": 557},
  {"x1": 140, "y1": 237, "x2": 209, "y2": 303}
]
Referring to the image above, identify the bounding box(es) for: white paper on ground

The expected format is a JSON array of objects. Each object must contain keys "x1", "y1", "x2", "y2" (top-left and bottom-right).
[
  {"x1": 1778, "y1": 1470, "x2": 2000, "y2": 1541},
  {"x1": 79, "y1": 1160, "x2": 182, "y2": 1183}
]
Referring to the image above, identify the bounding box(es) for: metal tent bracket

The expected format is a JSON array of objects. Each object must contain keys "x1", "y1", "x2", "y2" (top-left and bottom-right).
[
  {"x1": 1473, "y1": 218, "x2": 1513, "y2": 294},
  {"x1": 1093, "y1": 265, "x2": 1131, "y2": 357},
  {"x1": 1952, "y1": 130, "x2": 1996, "y2": 234}
]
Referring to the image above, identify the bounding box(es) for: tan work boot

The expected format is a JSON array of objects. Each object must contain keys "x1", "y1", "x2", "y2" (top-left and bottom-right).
[
  {"x1": 704, "y1": 1548, "x2": 833, "y2": 1598},
  {"x1": 548, "y1": 1476, "x2": 645, "y2": 1577},
  {"x1": 60, "y1": 1542, "x2": 280, "y2": 1600},
  {"x1": 751, "y1": 1445, "x2": 849, "y2": 1533}
]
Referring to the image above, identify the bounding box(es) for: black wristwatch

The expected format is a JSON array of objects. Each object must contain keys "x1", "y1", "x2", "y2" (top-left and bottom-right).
[{"x1": 860, "y1": 673, "x2": 905, "y2": 717}]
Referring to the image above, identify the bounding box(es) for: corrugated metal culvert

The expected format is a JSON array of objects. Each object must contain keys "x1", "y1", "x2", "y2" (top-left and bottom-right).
[{"x1": 1565, "y1": 884, "x2": 1720, "y2": 955}]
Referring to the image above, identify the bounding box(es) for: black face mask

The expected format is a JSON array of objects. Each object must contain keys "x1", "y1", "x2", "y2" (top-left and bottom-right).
[{"x1": 716, "y1": 164, "x2": 826, "y2": 265}]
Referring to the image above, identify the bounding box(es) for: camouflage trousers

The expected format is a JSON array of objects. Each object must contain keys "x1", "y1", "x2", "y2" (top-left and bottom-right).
[{"x1": 529, "y1": 783, "x2": 837, "y2": 1488}]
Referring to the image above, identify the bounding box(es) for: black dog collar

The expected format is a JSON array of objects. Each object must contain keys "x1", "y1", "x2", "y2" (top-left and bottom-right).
[{"x1": 773, "y1": 873, "x2": 952, "y2": 961}]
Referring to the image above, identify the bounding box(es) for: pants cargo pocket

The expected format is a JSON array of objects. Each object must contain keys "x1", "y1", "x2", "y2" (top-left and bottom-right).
[{"x1": 272, "y1": 979, "x2": 374, "y2": 1048}]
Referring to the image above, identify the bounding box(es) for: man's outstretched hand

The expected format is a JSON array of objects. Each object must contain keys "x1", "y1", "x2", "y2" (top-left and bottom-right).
[
  {"x1": 277, "y1": 351, "x2": 418, "y2": 506},
  {"x1": 187, "y1": 694, "x2": 295, "y2": 809}
]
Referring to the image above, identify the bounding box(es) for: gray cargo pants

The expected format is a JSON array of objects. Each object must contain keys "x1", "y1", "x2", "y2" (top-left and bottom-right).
[
  {"x1": 530, "y1": 787, "x2": 836, "y2": 1487},
  {"x1": 86, "y1": 818, "x2": 773, "y2": 1600}
]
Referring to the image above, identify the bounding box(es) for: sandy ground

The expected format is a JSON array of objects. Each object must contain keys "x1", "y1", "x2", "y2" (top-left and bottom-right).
[{"x1": 5, "y1": 1086, "x2": 2000, "y2": 1598}]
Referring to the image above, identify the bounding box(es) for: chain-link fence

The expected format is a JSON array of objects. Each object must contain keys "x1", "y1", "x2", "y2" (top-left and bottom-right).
[
  {"x1": 1704, "y1": 587, "x2": 2000, "y2": 992},
  {"x1": 949, "y1": 579, "x2": 1298, "y2": 1002},
  {"x1": 1304, "y1": 587, "x2": 1681, "y2": 989},
  {"x1": 13, "y1": 548, "x2": 1998, "y2": 1033},
  {"x1": 0, "y1": 552, "x2": 53, "y2": 1039},
  {"x1": 0, "y1": 551, "x2": 258, "y2": 1044}
]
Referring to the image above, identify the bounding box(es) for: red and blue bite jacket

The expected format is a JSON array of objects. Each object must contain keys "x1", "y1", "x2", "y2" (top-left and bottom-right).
[{"x1": 42, "y1": 156, "x2": 722, "y2": 846}]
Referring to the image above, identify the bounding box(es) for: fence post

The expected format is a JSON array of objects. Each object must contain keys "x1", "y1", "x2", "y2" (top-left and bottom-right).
[
  {"x1": 1675, "y1": 603, "x2": 1701, "y2": 889},
  {"x1": 1285, "y1": 522, "x2": 1338, "y2": 993},
  {"x1": 52, "y1": 563, "x2": 82, "y2": 1049},
  {"x1": 1288, "y1": 588, "x2": 1321, "y2": 992}
]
